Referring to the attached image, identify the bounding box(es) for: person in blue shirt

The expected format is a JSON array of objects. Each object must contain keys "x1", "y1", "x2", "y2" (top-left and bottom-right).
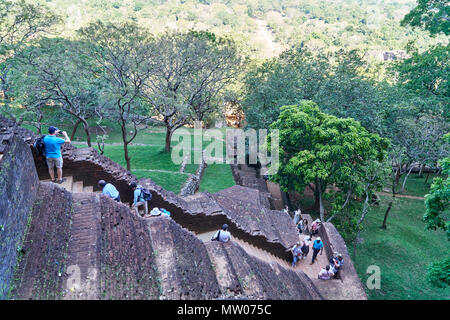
[
  {"x1": 43, "y1": 126, "x2": 70, "y2": 184},
  {"x1": 310, "y1": 237, "x2": 324, "y2": 265},
  {"x1": 98, "y1": 180, "x2": 120, "y2": 202},
  {"x1": 130, "y1": 182, "x2": 148, "y2": 216}
]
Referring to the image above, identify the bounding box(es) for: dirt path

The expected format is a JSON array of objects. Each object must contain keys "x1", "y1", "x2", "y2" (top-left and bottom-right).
[
  {"x1": 378, "y1": 192, "x2": 425, "y2": 200},
  {"x1": 254, "y1": 19, "x2": 283, "y2": 58}
]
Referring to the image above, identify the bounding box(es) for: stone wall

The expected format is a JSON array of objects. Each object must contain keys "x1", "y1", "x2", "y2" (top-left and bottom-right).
[
  {"x1": 0, "y1": 133, "x2": 39, "y2": 299},
  {"x1": 10, "y1": 182, "x2": 73, "y2": 300}
]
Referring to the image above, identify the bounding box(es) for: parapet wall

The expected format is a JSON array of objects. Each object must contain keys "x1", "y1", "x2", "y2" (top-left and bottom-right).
[{"x1": 0, "y1": 132, "x2": 39, "y2": 299}]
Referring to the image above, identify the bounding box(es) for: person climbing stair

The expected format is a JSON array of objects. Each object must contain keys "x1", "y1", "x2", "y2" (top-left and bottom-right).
[
  {"x1": 130, "y1": 181, "x2": 149, "y2": 216},
  {"x1": 98, "y1": 180, "x2": 121, "y2": 202}
]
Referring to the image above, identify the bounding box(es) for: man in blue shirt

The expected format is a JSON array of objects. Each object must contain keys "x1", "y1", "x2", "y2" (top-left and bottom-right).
[
  {"x1": 130, "y1": 182, "x2": 148, "y2": 216},
  {"x1": 310, "y1": 237, "x2": 324, "y2": 265},
  {"x1": 98, "y1": 180, "x2": 121, "y2": 202},
  {"x1": 43, "y1": 126, "x2": 71, "y2": 184}
]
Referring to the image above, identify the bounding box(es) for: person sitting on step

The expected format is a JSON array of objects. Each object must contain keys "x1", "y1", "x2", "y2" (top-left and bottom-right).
[
  {"x1": 130, "y1": 182, "x2": 148, "y2": 216},
  {"x1": 318, "y1": 265, "x2": 335, "y2": 280},
  {"x1": 98, "y1": 180, "x2": 120, "y2": 202}
]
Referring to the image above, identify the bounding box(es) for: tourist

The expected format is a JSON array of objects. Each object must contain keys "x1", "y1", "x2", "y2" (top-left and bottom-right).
[
  {"x1": 43, "y1": 126, "x2": 71, "y2": 184},
  {"x1": 329, "y1": 254, "x2": 344, "y2": 278},
  {"x1": 300, "y1": 235, "x2": 311, "y2": 260},
  {"x1": 297, "y1": 218, "x2": 308, "y2": 234},
  {"x1": 98, "y1": 180, "x2": 120, "y2": 202},
  {"x1": 318, "y1": 265, "x2": 335, "y2": 280},
  {"x1": 310, "y1": 237, "x2": 324, "y2": 265},
  {"x1": 211, "y1": 224, "x2": 231, "y2": 242},
  {"x1": 130, "y1": 181, "x2": 148, "y2": 216},
  {"x1": 291, "y1": 241, "x2": 303, "y2": 267},
  {"x1": 310, "y1": 218, "x2": 322, "y2": 237},
  {"x1": 293, "y1": 209, "x2": 302, "y2": 225}
]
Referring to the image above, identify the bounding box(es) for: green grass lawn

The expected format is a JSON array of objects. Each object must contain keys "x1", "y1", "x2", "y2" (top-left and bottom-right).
[
  {"x1": 397, "y1": 173, "x2": 441, "y2": 198},
  {"x1": 61, "y1": 121, "x2": 235, "y2": 194},
  {"x1": 349, "y1": 196, "x2": 450, "y2": 300}
]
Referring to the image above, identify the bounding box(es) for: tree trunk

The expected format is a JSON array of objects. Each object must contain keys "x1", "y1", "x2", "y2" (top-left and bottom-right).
[
  {"x1": 418, "y1": 164, "x2": 425, "y2": 177},
  {"x1": 120, "y1": 123, "x2": 131, "y2": 171},
  {"x1": 123, "y1": 142, "x2": 131, "y2": 171},
  {"x1": 70, "y1": 119, "x2": 82, "y2": 140},
  {"x1": 381, "y1": 179, "x2": 396, "y2": 229},
  {"x1": 401, "y1": 166, "x2": 415, "y2": 192},
  {"x1": 165, "y1": 126, "x2": 173, "y2": 153},
  {"x1": 316, "y1": 179, "x2": 325, "y2": 222},
  {"x1": 395, "y1": 166, "x2": 401, "y2": 186},
  {"x1": 381, "y1": 201, "x2": 392, "y2": 230},
  {"x1": 82, "y1": 121, "x2": 92, "y2": 148}
]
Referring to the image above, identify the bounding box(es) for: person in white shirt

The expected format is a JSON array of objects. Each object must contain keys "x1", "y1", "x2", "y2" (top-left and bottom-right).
[
  {"x1": 318, "y1": 265, "x2": 335, "y2": 280},
  {"x1": 211, "y1": 224, "x2": 231, "y2": 242},
  {"x1": 300, "y1": 236, "x2": 312, "y2": 260}
]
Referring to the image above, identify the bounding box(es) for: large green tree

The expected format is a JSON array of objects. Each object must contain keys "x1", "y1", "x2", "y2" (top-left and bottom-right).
[
  {"x1": 424, "y1": 133, "x2": 450, "y2": 288},
  {"x1": 0, "y1": 0, "x2": 59, "y2": 116},
  {"x1": 78, "y1": 21, "x2": 154, "y2": 170},
  {"x1": 269, "y1": 100, "x2": 389, "y2": 221},
  {"x1": 10, "y1": 37, "x2": 103, "y2": 146},
  {"x1": 142, "y1": 30, "x2": 244, "y2": 152},
  {"x1": 401, "y1": 0, "x2": 450, "y2": 36}
]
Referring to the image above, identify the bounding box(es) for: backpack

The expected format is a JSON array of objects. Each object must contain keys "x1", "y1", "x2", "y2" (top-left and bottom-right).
[
  {"x1": 211, "y1": 230, "x2": 221, "y2": 241},
  {"x1": 138, "y1": 187, "x2": 152, "y2": 201},
  {"x1": 34, "y1": 135, "x2": 46, "y2": 157}
]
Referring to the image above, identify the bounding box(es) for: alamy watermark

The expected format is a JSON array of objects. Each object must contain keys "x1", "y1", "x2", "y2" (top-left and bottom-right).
[
  {"x1": 366, "y1": 265, "x2": 381, "y2": 290},
  {"x1": 170, "y1": 124, "x2": 280, "y2": 175}
]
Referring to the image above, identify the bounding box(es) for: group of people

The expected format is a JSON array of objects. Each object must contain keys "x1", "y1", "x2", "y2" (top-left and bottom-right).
[
  {"x1": 39, "y1": 125, "x2": 157, "y2": 217},
  {"x1": 97, "y1": 180, "x2": 151, "y2": 217},
  {"x1": 41, "y1": 124, "x2": 342, "y2": 280},
  {"x1": 290, "y1": 207, "x2": 344, "y2": 280}
]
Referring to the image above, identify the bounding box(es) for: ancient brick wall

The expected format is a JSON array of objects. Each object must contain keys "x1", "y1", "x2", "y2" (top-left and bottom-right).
[
  {"x1": 10, "y1": 182, "x2": 73, "y2": 300},
  {"x1": 0, "y1": 133, "x2": 39, "y2": 299}
]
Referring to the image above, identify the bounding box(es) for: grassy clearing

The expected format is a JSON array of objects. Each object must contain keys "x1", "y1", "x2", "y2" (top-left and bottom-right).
[
  {"x1": 40, "y1": 119, "x2": 236, "y2": 194},
  {"x1": 349, "y1": 196, "x2": 450, "y2": 300}
]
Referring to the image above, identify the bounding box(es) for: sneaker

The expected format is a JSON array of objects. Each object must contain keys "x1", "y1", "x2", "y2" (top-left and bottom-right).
[{"x1": 57, "y1": 178, "x2": 66, "y2": 184}]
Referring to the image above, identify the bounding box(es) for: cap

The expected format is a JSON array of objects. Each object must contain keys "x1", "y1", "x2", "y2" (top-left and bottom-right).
[
  {"x1": 48, "y1": 126, "x2": 59, "y2": 134},
  {"x1": 222, "y1": 224, "x2": 229, "y2": 230}
]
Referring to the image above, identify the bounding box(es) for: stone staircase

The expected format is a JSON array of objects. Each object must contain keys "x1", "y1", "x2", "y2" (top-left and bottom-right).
[
  {"x1": 41, "y1": 175, "x2": 96, "y2": 193},
  {"x1": 195, "y1": 230, "x2": 329, "y2": 280}
]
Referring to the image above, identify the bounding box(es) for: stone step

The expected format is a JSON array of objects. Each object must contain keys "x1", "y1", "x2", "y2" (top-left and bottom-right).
[
  {"x1": 60, "y1": 176, "x2": 74, "y2": 192},
  {"x1": 72, "y1": 181, "x2": 84, "y2": 193},
  {"x1": 83, "y1": 185, "x2": 94, "y2": 192}
]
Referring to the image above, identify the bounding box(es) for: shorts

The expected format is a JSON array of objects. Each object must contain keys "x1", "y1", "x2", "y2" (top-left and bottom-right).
[{"x1": 46, "y1": 157, "x2": 63, "y2": 169}]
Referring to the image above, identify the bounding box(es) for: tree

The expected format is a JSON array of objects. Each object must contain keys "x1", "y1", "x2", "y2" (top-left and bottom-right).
[
  {"x1": 269, "y1": 100, "x2": 389, "y2": 221},
  {"x1": 142, "y1": 31, "x2": 244, "y2": 152},
  {"x1": 242, "y1": 47, "x2": 329, "y2": 130},
  {"x1": 78, "y1": 21, "x2": 154, "y2": 170},
  {"x1": 0, "y1": 0, "x2": 59, "y2": 116},
  {"x1": 10, "y1": 38, "x2": 104, "y2": 146},
  {"x1": 393, "y1": 44, "x2": 449, "y2": 118},
  {"x1": 424, "y1": 133, "x2": 450, "y2": 288},
  {"x1": 401, "y1": 0, "x2": 450, "y2": 36}
]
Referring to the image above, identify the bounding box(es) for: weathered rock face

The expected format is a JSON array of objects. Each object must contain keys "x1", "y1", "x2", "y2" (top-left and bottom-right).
[
  {"x1": 0, "y1": 133, "x2": 39, "y2": 299},
  {"x1": 9, "y1": 182, "x2": 73, "y2": 300},
  {"x1": 205, "y1": 241, "x2": 322, "y2": 300}
]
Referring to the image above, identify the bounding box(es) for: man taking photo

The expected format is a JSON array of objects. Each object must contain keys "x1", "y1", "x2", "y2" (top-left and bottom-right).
[{"x1": 43, "y1": 126, "x2": 71, "y2": 184}]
